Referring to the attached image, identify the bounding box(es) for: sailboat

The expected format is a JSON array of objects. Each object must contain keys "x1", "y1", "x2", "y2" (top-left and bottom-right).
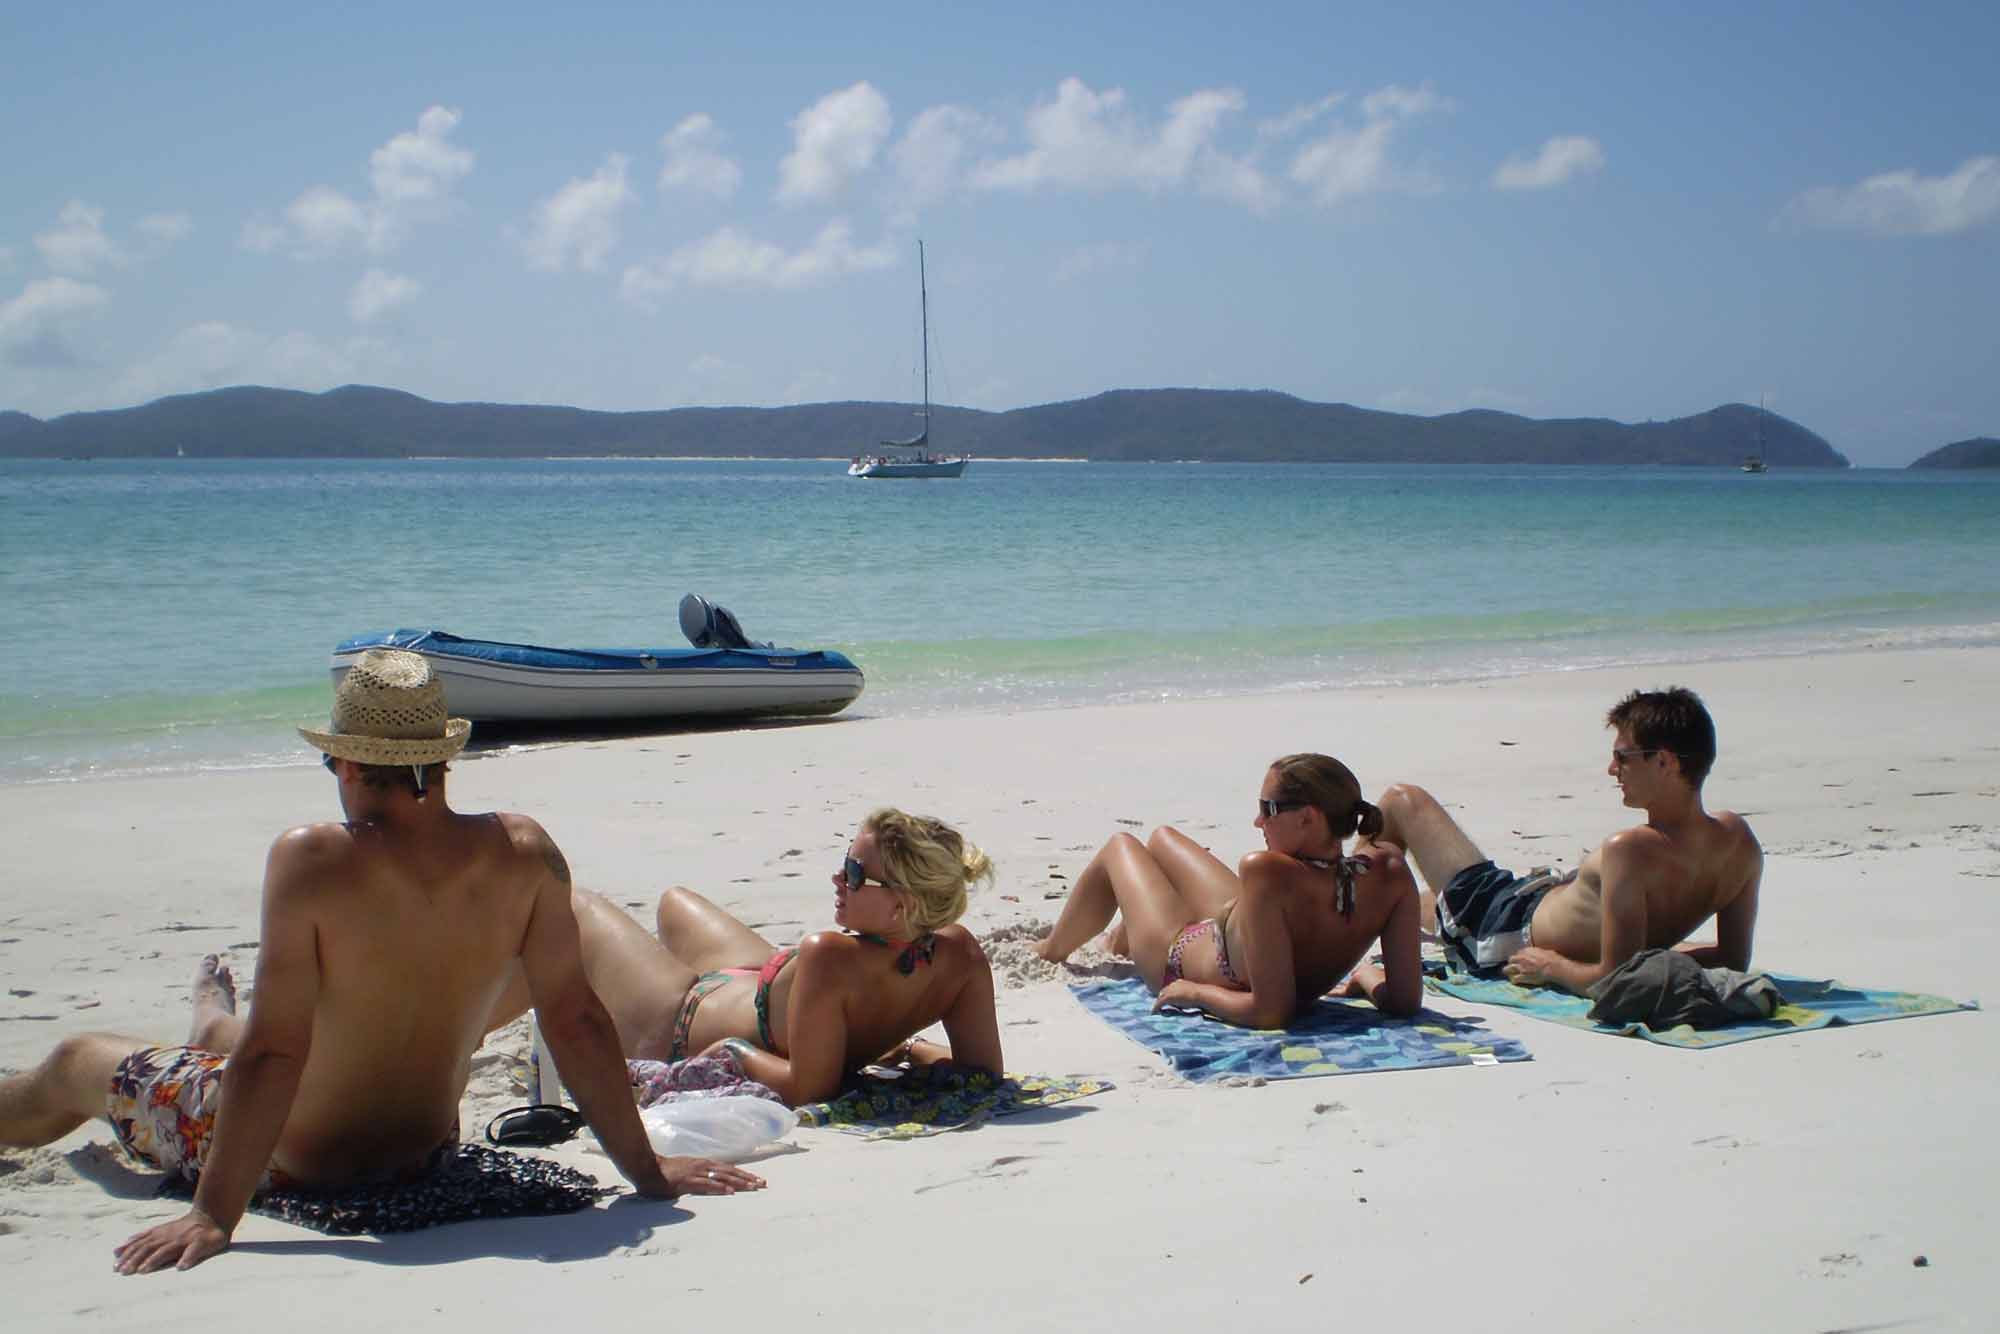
[
  {"x1": 1740, "y1": 396, "x2": 1769, "y2": 473},
  {"x1": 849, "y1": 240, "x2": 967, "y2": 479}
]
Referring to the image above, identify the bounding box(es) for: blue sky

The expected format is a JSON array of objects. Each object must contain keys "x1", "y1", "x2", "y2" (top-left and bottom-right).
[{"x1": 3, "y1": 1, "x2": 1994, "y2": 466}]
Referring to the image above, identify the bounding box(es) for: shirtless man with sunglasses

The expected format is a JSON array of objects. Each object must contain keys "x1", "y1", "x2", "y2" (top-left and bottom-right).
[{"x1": 1373, "y1": 686, "x2": 1762, "y2": 993}]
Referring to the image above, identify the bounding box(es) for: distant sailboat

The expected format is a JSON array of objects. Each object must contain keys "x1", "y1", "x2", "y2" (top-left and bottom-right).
[
  {"x1": 1741, "y1": 397, "x2": 1769, "y2": 473},
  {"x1": 849, "y1": 241, "x2": 967, "y2": 480}
]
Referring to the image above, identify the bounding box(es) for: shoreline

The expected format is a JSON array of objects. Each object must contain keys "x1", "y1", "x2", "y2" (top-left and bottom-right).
[
  {"x1": 10, "y1": 624, "x2": 2000, "y2": 788},
  {"x1": 2, "y1": 644, "x2": 1993, "y2": 1330}
]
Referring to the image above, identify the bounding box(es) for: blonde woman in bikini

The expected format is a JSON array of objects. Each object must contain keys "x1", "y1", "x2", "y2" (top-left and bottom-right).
[
  {"x1": 487, "y1": 808, "x2": 1003, "y2": 1105},
  {"x1": 1035, "y1": 753, "x2": 1424, "y2": 1026}
]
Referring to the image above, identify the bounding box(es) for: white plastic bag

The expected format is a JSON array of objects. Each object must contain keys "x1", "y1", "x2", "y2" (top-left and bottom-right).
[{"x1": 636, "y1": 1096, "x2": 797, "y2": 1162}]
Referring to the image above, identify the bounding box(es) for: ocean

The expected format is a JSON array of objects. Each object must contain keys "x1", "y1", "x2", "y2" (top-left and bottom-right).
[{"x1": 3, "y1": 457, "x2": 1996, "y2": 784}]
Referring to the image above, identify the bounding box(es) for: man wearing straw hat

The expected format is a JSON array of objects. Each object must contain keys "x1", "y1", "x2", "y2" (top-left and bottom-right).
[{"x1": 0, "y1": 648, "x2": 764, "y2": 1274}]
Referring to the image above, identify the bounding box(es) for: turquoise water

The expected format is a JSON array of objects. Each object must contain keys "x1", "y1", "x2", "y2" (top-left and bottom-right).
[{"x1": 2, "y1": 458, "x2": 1996, "y2": 783}]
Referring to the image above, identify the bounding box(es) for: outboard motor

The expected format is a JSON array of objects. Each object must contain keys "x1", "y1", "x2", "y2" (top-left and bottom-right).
[{"x1": 678, "y1": 593, "x2": 772, "y2": 650}]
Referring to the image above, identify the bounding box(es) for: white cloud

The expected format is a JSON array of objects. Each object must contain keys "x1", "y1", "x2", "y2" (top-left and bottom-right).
[
  {"x1": 240, "y1": 105, "x2": 473, "y2": 258},
  {"x1": 1258, "y1": 94, "x2": 1345, "y2": 141},
  {"x1": 1, "y1": 277, "x2": 109, "y2": 370},
  {"x1": 521, "y1": 154, "x2": 633, "y2": 272},
  {"x1": 1289, "y1": 81, "x2": 1450, "y2": 206},
  {"x1": 1780, "y1": 155, "x2": 2000, "y2": 236},
  {"x1": 777, "y1": 82, "x2": 892, "y2": 204},
  {"x1": 1493, "y1": 135, "x2": 1606, "y2": 190},
  {"x1": 369, "y1": 105, "x2": 474, "y2": 205},
  {"x1": 971, "y1": 79, "x2": 1276, "y2": 210},
  {"x1": 35, "y1": 201, "x2": 125, "y2": 277},
  {"x1": 658, "y1": 114, "x2": 742, "y2": 199},
  {"x1": 620, "y1": 219, "x2": 895, "y2": 308},
  {"x1": 892, "y1": 105, "x2": 1004, "y2": 206},
  {"x1": 348, "y1": 268, "x2": 421, "y2": 323},
  {"x1": 137, "y1": 212, "x2": 194, "y2": 244},
  {"x1": 1052, "y1": 241, "x2": 1144, "y2": 283},
  {"x1": 0, "y1": 275, "x2": 110, "y2": 367}
]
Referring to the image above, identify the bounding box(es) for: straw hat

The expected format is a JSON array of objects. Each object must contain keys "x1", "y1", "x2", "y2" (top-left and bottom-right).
[{"x1": 300, "y1": 649, "x2": 471, "y2": 765}]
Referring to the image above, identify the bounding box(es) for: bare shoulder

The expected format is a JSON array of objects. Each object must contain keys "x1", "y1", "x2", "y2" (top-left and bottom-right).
[
  {"x1": 1710, "y1": 809, "x2": 1762, "y2": 853},
  {"x1": 930, "y1": 924, "x2": 993, "y2": 971},
  {"x1": 265, "y1": 821, "x2": 358, "y2": 882},
  {"x1": 1235, "y1": 849, "x2": 1295, "y2": 890},
  {"x1": 492, "y1": 810, "x2": 569, "y2": 883},
  {"x1": 1353, "y1": 843, "x2": 1410, "y2": 884},
  {"x1": 795, "y1": 929, "x2": 866, "y2": 968}
]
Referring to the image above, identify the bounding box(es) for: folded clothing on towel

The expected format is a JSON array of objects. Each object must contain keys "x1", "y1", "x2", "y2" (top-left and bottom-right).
[{"x1": 1586, "y1": 948, "x2": 1780, "y2": 1028}]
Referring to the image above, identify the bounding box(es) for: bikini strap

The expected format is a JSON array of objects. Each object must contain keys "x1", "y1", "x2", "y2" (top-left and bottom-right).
[{"x1": 853, "y1": 930, "x2": 939, "y2": 975}]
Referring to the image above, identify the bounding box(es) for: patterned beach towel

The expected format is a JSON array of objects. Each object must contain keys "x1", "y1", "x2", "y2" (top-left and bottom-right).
[
  {"x1": 795, "y1": 1064, "x2": 1112, "y2": 1141},
  {"x1": 1069, "y1": 975, "x2": 1531, "y2": 1083},
  {"x1": 1425, "y1": 969, "x2": 1979, "y2": 1049},
  {"x1": 160, "y1": 1144, "x2": 612, "y2": 1236}
]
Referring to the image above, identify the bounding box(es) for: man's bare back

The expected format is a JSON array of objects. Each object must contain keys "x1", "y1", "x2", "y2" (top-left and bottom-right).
[{"x1": 260, "y1": 809, "x2": 555, "y2": 1181}]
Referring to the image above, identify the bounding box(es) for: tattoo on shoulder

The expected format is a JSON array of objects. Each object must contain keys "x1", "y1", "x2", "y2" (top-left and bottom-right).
[{"x1": 539, "y1": 837, "x2": 572, "y2": 887}]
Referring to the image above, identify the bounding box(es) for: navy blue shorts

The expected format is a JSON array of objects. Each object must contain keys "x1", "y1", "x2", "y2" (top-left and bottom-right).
[{"x1": 1436, "y1": 861, "x2": 1562, "y2": 977}]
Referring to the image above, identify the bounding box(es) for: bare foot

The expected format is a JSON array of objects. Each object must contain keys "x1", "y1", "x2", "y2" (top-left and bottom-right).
[
  {"x1": 187, "y1": 954, "x2": 239, "y2": 1049},
  {"x1": 1102, "y1": 921, "x2": 1130, "y2": 957},
  {"x1": 1031, "y1": 937, "x2": 1066, "y2": 964}
]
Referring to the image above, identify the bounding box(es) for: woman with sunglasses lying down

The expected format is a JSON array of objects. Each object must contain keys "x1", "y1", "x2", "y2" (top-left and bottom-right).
[
  {"x1": 1034, "y1": 753, "x2": 1424, "y2": 1026},
  {"x1": 486, "y1": 808, "x2": 1002, "y2": 1105}
]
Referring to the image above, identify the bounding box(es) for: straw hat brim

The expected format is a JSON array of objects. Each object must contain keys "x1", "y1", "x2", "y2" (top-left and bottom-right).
[{"x1": 299, "y1": 717, "x2": 471, "y2": 765}]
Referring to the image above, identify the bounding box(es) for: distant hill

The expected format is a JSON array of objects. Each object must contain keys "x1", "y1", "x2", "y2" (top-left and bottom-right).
[
  {"x1": 1908, "y1": 437, "x2": 2000, "y2": 469},
  {"x1": 0, "y1": 385, "x2": 1851, "y2": 467}
]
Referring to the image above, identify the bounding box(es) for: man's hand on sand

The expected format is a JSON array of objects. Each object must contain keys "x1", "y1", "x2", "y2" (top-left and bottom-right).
[
  {"x1": 113, "y1": 1209, "x2": 229, "y2": 1275},
  {"x1": 1503, "y1": 946, "x2": 1560, "y2": 987},
  {"x1": 644, "y1": 1156, "x2": 766, "y2": 1198}
]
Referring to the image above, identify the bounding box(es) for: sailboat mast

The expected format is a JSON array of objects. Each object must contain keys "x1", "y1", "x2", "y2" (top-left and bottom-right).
[{"x1": 918, "y1": 240, "x2": 930, "y2": 423}]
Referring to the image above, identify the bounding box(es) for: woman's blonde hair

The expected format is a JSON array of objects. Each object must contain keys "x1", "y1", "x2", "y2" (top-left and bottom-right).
[
  {"x1": 865, "y1": 807, "x2": 994, "y2": 935},
  {"x1": 1269, "y1": 753, "x2": 1384, "y2": 842}
]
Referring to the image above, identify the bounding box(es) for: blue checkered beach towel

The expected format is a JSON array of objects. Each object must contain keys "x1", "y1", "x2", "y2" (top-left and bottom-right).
[
  {"x1": 1069, "y1": 976, "x2": 1531, "y2": 1082},
  {"x1": 1425, "y1": 969, "x2": 1978, "y2": 1049}
]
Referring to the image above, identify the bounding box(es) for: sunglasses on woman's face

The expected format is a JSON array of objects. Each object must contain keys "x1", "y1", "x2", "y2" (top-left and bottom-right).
[
  {"x1": 1257, "y1": 797, "x2": 1308, "y2": 819},
  {"x1": 841, "y1": 856, "x2": 895, "y2": 891}
]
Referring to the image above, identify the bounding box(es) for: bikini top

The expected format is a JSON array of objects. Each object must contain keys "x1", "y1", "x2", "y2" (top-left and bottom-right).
[
  {"x1": 849, "y1": 930, "x2": 938, "y2": 975},
  {"x1": 1298, "y1": 851, "x2": 1373, "y2": 920}
]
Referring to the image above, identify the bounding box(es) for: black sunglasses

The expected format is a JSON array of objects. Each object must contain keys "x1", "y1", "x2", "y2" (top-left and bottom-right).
[
  {"x1": 841, "y1": 855, "x2": 895, "y2": 891},
  {"x1": 1258, "y1": 797, "x2": 1309, "y2": 818},
  {"x1": 484, "y1": 1103, "x2": 584, "y2": 1148},
  {"x1": 1611, "y1": 747, "x2": 1663, "y2": 765}
]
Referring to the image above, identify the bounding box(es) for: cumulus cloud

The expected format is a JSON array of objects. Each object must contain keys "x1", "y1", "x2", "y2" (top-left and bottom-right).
[
  {"x1": 137, "y1": 212, "x2": 194, "y2": 244},
  {"x1": 0, "y1": 275, "x2": 111, "y2": 368},
  {"x1": 369, "y1": 105, "x2": 475, "y2": 205},
  {"x1": 658, "y1": 114, "x2": 742, "y2": 199},
  {"x1": 1289, "y1": 81, "x2": 1451, "y2": 206},
  {"x1": 1493, "y1": 135, "x2": 1606, "y2": 190},
  {"x1": 520, "y1": 154, "x2": 633, "y2": 272},
  {"x1": 777, "y1": 82, "x2": 893, "y2": 204},
  {"x1": 620, "y1": 219, "x2": 895, "y2": 308},
  {"x1": 1780, "y1": 155, "x2": 2000, "y2": 236},
  {"x1": 35, "y1": 201, "x2": 125, "y2": 277},
  {"x1": 892, "y1": 105, "x2": 1005, "y2": 206},
  {"x1": 240, "y1": 105, "x2": 473, "y2": 257},
  {"x1": 348, "y1": 269, "x2": 421, "y2": 322},
  {"x1": 1258, "y1": 94, "x2": 1345, "y2": 141},
  {"x1": 971, "y1": 79, "x2": 1277, "y2": 210}
]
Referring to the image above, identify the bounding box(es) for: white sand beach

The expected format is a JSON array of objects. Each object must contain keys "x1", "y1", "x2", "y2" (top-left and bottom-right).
[{"x1": 3, "y1": 646, "x2": 1993, "y2": 1331}]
